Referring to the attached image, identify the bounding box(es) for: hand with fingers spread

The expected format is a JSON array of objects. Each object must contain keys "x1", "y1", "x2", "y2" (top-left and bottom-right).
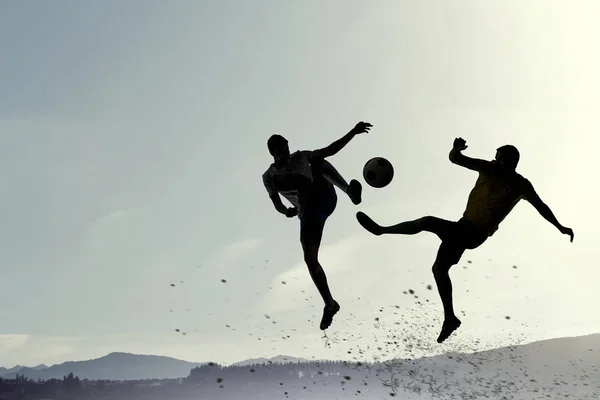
[{"x1": 352, "y1": 121, "x2": 373, "y2": 135}]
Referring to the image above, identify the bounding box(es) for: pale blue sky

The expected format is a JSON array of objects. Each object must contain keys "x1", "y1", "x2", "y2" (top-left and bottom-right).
[{"x1": 1, "y1": 0, "x2": 599, "y2": 367}]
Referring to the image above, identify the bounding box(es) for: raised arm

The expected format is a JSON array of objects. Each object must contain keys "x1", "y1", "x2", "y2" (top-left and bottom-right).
[
  {"x1": 521, "y1": 179, "x2": 574, "y2": 242},
  {"x1": 448, "y1": 137, "x2": 493, "y2": 173},
  {"x1": 311, "y1": 121, "x2": 372, "y2": 159}
]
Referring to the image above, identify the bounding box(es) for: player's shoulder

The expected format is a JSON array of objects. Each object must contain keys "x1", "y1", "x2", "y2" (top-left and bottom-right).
[
  {"x1": 292, "y1": 150, "x2": 309, "y2": 158},
  {"x1": 514, "y1": 173, "x2": 535, "y2": 193},
  {"x1": 515, "y1": 172, "x2": 530, "y2": 184},
  {"x1": 491, "y1": 165, "x2": 526, "y2": 181},
  {"x1": 287, "y1": 150, "x2": 313, "y2": 163},
  {"x1": 262, "y1": 163, "x2": 275, "y2": 179},
  {"x1": 476, "y1": 159, "x2": 500, "y2": 176}
]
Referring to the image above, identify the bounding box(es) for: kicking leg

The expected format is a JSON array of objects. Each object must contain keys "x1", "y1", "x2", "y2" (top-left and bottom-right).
[
  {"x1": 320, "y1": 159, "x2": 362, "y2": 205},
  {"x1": 300, "y1": 215, "x2": 340, "y2": 330},
  {"x1": 356, "y1": 212, "x2": 454, "y2": 239},
  {"x1": 432, "y1": 242, "x2": 464, "y2": 343},
  {"x1": 356, "y1": 211, "x2": 464, "y2": 342}
]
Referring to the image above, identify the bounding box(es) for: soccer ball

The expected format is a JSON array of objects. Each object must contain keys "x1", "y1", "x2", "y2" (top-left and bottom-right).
[{"x1": 363, "y1": 157, "x2": 394, "y2": 188}]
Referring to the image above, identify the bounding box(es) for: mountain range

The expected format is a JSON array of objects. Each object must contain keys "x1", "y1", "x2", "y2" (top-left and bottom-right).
[
  {"x1": 1, "y1": 334, "x2": 598, "y2": 382},
  {"x1": 0, "y1": 352, "x2": 309, "y2": 381},
  {"x1": 0, "y1": 364, "x2": 47, "y2": 376}
]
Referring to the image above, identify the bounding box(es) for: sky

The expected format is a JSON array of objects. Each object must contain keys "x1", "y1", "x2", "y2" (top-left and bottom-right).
[{"x1": 0, "y1": 0, "x2": 599, "y2": 368}]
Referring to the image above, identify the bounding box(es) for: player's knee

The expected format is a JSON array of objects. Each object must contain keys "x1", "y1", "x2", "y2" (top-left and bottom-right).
[
  {"x1": 417, "y1": 216, "x2": 435, "y2": 229},
  {"x1": 303, "y1": 250, "x2": 319, "y2": 268},
  {"x1": 305, "y1": 260, "x2": 320, "y2": 272},
  {"x1": 432, "y1": 262, "x2": 452, "y2": 276}
]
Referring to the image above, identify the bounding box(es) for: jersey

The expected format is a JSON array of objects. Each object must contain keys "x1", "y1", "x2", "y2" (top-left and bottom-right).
[
  {"x1": 462, "y1": 163, "x2": 534, "y2": 235},
  {"x1": 262, "y1": 150, "x2": 321, "y2": 218}
]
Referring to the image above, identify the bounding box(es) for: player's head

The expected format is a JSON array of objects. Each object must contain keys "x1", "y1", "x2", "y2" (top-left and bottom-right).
[
  {"x1": 267, "y1": 134, "x2": 290, "y2": 163},
  {"x1": 494, "y1": 145, "x2": 520, "y2": 170}
]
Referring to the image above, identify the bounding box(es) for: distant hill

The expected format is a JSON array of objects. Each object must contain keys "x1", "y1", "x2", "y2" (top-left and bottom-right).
[
  {"x1": 2, "y1": 333, "x2": 598, "y2": 390},
  {"x1": 189, "y1": 334, "x2": 599, "y2": 399},
  {"x1": 0, "y1": 352, "x2": 206, "y2": 381},
  {"x1": 0, "y1": 364, "x2": 47, "y2": 376},
  {"x1": 0, "y1": 353, "x2": 307, "y2": 381}
]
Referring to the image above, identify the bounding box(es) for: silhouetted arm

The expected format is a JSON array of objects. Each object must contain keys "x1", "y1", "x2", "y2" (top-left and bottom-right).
[
  {"x1": 269, "y1": 193, "x2": 297, "y2": 216},
  {"x1": 448, "y1": 148, "x2": 493, "y2": 173},
  {"x1": 263, "y1": 173, "x2": 297, "y2": 217},
  {"x1": 312, "y1": 121, "x2": 372, "y2": 159},
  {"x1": 522, "y1": 179, "x2": 571, "y2": 238}
]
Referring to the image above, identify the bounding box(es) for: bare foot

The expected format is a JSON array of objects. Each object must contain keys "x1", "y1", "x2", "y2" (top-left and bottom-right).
[
  {"x1": 356, "y1": 212, "x2": 383, "y2": 235},
  {"x1": 320, "y1": 301, "x2": 340, "y2": 330},
  {"x1": 347, "y1": 179, "x2": 362, "y2": 205}
]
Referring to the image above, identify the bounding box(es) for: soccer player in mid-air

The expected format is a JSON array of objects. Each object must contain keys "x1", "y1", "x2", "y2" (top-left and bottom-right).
[
  {"x1": 356, "y1": 137, "x2": 574, "y2": 343},
  {"x1": 262, "y1": 121, "x2": 372, "y2": 330}
]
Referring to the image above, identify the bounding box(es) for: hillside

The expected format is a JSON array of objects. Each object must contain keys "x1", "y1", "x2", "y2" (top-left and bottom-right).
[{"x1": 1, "y1": 333, "x2": 598, "y2": 399}]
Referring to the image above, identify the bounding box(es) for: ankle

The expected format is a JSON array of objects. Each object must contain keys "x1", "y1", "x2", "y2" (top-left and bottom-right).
[{"x1": 444, "y1": 314, "x2": 457, "y2": 321}]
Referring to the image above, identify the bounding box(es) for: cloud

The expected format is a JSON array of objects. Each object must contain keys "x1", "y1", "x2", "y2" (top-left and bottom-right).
[
  {"x1": 81, "y1": 208, "x2": 136, "y2": 247},
  {"x1": 94, "y1": 209, "x2": 131, "y2": 224},
  {"x1": 86, "y1": 208, "x2": 135, "y2": 234},
  {"x1": 207, "y1": 237, "x2": 265, "y2": 270},
  {"x1": 223, "y1": 237, "x2": 265, "y2": 256},
  {"x1": 0, "y1": 334, "x2": 31, "y2": 353},
  {"x1": 0, "y1": 335, "x2": 82, "y2": 367},
  {"x1": 258, "y1": 232, "x2": 406, "y2": 314}
]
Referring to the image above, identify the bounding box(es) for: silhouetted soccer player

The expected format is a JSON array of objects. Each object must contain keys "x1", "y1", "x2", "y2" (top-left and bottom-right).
[
  {"x1": 262, "y1": 121, "x2": 372, "y2": 330},
  {"x1": 356, "y1": 137, "x2": 574, "y2": 343}
]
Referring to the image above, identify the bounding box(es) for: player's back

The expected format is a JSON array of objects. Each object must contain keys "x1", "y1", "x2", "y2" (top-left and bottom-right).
[{"x1": 462, "y1": 164, "x2": 530, "y2": 234}]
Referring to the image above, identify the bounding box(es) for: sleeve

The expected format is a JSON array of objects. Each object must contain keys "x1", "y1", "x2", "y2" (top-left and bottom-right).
[{"x1": 262, "y1": 170, "x2": 276, "y2": 196}]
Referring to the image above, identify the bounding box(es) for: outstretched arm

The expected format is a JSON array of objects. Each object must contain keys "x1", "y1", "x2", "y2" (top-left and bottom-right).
[
  {"x1": 522, "y1": 180, "x2": 574, "y2": 242},
  {"x1": 312, "y1": 121, "x2": 372, "y2": 159},
  {"x1": 449, "y1": 137, "x2": 493, "y2": 173}
]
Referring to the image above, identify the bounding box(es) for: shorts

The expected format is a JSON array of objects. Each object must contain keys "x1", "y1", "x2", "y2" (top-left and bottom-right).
[
  {"x1": 299, "y1": 184, "x2": 338, "y2": 247},
  {"x1": 435, "y1": 218, "x2": 489, "y2": 266}
]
